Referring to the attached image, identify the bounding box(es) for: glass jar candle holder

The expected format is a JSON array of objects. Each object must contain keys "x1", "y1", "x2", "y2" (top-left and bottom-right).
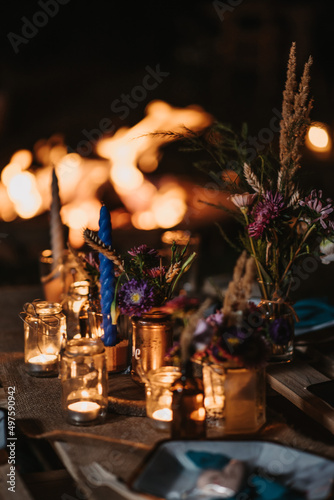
[
  {"x1": 61, "y1": 338, "x2": 108, "y2": 426},
  {"x1": 23, "y1": 301, "x2": 66, "y2": 377},
  {"x1": 203, "y1": 362, "x2": 266, "y2": 436},
  {"x1": 63, "y1": 280, "x2": 90, "y2": 339},
  {"x1": 145, "y1": 366, "x2": 181, "y2": 431},
  {"x1": 202, "y1": 364, "x2": 225, "y2": 423},
  {"x1": 39, "y1": 249, "x2": 87, "y2": 303}
]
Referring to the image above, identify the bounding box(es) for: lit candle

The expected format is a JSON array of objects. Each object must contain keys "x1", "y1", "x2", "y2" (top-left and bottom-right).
[
  {"x1": 28, "y1": 353, "x2": 58, "y2": 375},
  {"x1": 67, "y1": 401, "x2": 101, "y2": 424},
  {"x1": 204, "y1": 395, "x2": 225, "y2": 419},
  {"x1": 152, "y1": 408, "x2": 173, "y2": 422},
  {"x1": 50, "y1": 168, "x2": 65, "y2": 271},
  {"x1": 98, "y1": 205, "x2": 117, "y2": 346},
  {"x1": 190, "y1": 407, "x2": 206, "y2": 421}
]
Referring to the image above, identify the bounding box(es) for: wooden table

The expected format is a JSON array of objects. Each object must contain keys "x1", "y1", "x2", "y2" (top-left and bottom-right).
[{"x1": 1, "y1": 286, "x2": 334, "y2": 500}]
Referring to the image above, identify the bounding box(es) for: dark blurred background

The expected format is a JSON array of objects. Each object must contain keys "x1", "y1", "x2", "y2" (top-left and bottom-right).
[{"x1": 0, "y1": 0, "x2": 334, "y2": 299}]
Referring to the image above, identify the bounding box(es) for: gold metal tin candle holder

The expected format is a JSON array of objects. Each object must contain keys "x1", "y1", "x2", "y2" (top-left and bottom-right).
[
  {"x1": 131, "y1": 312, "x2": 173, "y2": 385},
  {"x1": 145, "y1": 366, "x2": 181, "y2": 431},
  {"x1": 60, "y1": 338, "x2": 108, "y2": 426},
  {"x1": 23, "y1": 301, "x2": 66, "y2": 377}
]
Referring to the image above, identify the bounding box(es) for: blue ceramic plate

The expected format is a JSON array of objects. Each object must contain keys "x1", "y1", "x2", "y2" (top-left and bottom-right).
[{"x1": 132, "y1": 440, "x2": 334, "y2": 499}]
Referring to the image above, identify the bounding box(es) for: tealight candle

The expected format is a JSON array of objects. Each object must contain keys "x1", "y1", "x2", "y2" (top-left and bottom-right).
[
  {"x1": 67, "y1": 401, "x2": 101, "y2": 424},
  {"x1": 28, "y1": 353, "x2": 58, "y2": 375},
  {"x1": 151, "y1": 408, "x2": 173, "y2": 422},
  {"x1": 190, "y1": 407, "x2": 206, "y2": 421}
]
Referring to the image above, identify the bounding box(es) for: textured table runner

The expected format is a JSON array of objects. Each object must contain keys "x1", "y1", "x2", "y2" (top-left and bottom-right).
[
  {"x1": 0, "y1": 353, "x2": 164, "y2": 482},
  {"x1": 1, "y1": 352, "x2": 334, "y2": 495}
]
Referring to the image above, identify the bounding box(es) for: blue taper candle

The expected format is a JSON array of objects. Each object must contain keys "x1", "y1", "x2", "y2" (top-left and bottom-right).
[{"x1": 98, "y1": 205, "x2": 117, "y2": 346}]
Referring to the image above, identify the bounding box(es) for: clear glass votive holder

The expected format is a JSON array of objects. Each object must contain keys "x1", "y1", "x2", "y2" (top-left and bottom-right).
[
  {"x1": 145, "y1": 366, "x2": 181, "y2": 431},
  {"x1": 63, "y1": 280, "x2": 90, "y2": 339},
  {"x1": 203, "y1": 362, "x2": 266, "y2": 436},
  {"x1": 39, "y1": 249, "x2": 63, "y2": 303},
  {"x1": 39, "y1": 249, "x2": 87, "y2": 303},
  {"x1": 23, "y1": 301, "x2": 67, "y2": 377},
  {"x1": 60, "y1": 338, "x2": 108, "y2": 426}
]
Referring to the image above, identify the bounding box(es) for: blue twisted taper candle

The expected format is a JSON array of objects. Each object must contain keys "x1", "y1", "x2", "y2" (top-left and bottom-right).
[{"x1": 98, "y1": 205, "x2": 117, "y2": 346}]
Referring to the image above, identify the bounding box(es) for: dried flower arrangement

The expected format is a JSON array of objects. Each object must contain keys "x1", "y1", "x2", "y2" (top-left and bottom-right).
[
  {"x1": 163, "y1": 43, "x2": 334, "y2": 318},
  {"x1": 83, "y1": 229, "x2": 196, "y2": 317},
  {"x1": 167, "y1": 252, "x2": 270, "y2": 369}
]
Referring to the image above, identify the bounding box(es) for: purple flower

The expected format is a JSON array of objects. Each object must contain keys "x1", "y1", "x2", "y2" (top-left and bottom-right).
[
  {"x1": 206, "y1": 311, "x2": 224, "y2": 327},
  {"x1": 193, "y1": 312, "x2": 223, "y2": 352},
  {"x1": 118, "y1": 279, "x2": 154, "y2": 317},
  {"x1": 248, "y1": 191, "x2": 285, "y2": 239},
  {"x1": 128, "y1": 245, "x2": 158, "y2": 257},
  {"x1": 269, "y1": 317, "x2": 293, "y2": 345},
  {"x1": 193, "y1": 319, "x2": 215, "y2": 352},
  {"x1": 299, "y1": 190, "x2": 334, "y2": 230}
]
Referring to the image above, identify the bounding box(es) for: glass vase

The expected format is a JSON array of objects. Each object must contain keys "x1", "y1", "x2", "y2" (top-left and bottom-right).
[
  {"x1": 145, "y1": 366, "x2": 181, "y2": 431},
  {"x1": 258, "y1": 281, "x2": 295, "y2": 362},
  {"x1": 203, "y1": 362, "x2": 266, "y2": 436},
  {"x1": 131, "y1": 311, "x2": 173, "y2": 385}
]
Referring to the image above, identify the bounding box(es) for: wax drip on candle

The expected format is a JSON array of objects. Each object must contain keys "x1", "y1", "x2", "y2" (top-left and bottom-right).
[
  {"x1": 50, "y1": 167, "x2": 65, "y2": 271},
  {"x1": 98, "y1": 205, "x2": 117, "y2": 346}
]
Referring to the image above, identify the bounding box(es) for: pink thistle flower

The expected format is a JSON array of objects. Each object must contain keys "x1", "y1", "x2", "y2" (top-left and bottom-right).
[
  {"x1": 248, "y1": 191, "x2": 285, "y2": 239},
  {"x1": 128, "y1": 245, "x2": 158, "y2": 257},
  {"x1": 230, "y1": 192, "x2": 257, "y2": 210},
  {"x1": 146, "y1": 266, "x2": 167, "y2": 278},
  {"x1": 299, "y1": 190, "x2": 334, "y2": 230}
]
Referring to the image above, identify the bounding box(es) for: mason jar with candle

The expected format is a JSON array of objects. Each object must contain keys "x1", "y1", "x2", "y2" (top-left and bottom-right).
[
  {"x1": 145, "y1": 366, "x2": 181, "y2": 431},
  {"x1": 60, "y1": 338, "x2": 108, "y2": 426},
  {"x1": 23, "y1": 301, "x2": 66, "y2": 377}
]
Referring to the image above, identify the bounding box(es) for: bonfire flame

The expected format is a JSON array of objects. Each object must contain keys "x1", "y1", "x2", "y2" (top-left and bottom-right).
[{"x1": 0, "y1": 100, "x2": 212, "y2": 246}]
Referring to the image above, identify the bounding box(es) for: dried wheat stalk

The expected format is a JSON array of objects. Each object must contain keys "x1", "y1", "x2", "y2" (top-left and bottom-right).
[
  {"x1": 165, "y1": 262, "x2": 181, "y2": 283},
  {"x1": 278, "y1": 42, "x2": 313, "y2": 196},
  {"x1": 243, "y1": 163, "x2": 261, "y2": 193},
  {"x1": 222, "y1": 251, "x2": 255, "y2": 325},
  {"x1": 83, "y1": 229, "x2": 125, "y2": 273},
  {"x1": 180, "y1": 298, "x2": 211, "y2": 364}
]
